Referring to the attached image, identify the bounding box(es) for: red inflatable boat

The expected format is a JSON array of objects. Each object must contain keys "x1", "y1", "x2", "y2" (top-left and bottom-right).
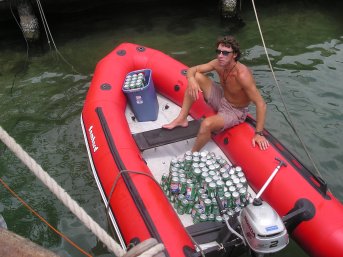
[{"x1": 81, "y1": 43, "x2": 343, "y2": 257}]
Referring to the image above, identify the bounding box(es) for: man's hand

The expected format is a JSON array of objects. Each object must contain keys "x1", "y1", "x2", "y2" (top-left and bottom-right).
[
  {"x1": 187, "y1": 78, "x2": 202, "y2": 100},
  {"x1": 252, "y1": 134, "x2": 269, "y2": 150}
]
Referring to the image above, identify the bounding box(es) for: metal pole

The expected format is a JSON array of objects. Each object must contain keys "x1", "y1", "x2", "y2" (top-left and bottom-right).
[{"x1": 255, "y1": 158, "x2": 287, "y2": 200}]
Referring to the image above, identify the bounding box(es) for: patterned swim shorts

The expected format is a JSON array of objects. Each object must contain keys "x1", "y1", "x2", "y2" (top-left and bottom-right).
[{"x1": 206, "y1": 81, "x2": 248, "y2": 131}]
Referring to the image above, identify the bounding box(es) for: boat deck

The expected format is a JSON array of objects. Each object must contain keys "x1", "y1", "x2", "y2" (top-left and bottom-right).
[{"x1": 126, "y1": 94, "x2": 256, "y2": 228}]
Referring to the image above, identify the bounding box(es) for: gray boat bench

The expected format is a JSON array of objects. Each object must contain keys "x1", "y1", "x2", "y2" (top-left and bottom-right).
[{"x1": 133, "y1": 120, "x2": 201, "y2": 151}]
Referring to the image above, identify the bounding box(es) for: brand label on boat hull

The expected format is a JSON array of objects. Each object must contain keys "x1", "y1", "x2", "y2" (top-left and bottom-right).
[{"x1": 88, "y1": 125, "x2": 99, "y2": 153}]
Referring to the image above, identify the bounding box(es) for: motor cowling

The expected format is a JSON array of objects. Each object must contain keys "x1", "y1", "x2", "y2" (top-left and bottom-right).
[{"x1": 240, "y1": 200, "x2": 289, "y2": 254}]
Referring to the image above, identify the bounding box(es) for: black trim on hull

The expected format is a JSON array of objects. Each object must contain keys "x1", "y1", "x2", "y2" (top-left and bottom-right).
[
  {"x1": 245, "y1": 116, "x2": 330, "y2": 199},
  {"x1": 80, "y1": 114, "x2": 126, "y2": 249},
  {"x1": 95, "y1": 107, "x2": 170, "y2": 256}
]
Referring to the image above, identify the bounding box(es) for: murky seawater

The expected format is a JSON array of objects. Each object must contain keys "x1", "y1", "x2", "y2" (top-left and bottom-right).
[{"x1": 0, "y1": 0, "x2": 342, "y2": 256}]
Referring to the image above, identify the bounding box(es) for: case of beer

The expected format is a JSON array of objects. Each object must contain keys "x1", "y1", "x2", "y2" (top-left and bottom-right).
[{"x1": 122, "y1": 69, "x2": 159, "y2": 121}]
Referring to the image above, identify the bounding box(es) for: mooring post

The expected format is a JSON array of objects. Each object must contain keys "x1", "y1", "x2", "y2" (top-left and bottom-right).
[
  {"x1": 221, "y1": 0, "x2": 239, "y2": 19},
  {"x1": 17, "y1": 0, "x2": 40, "y2": 42}
]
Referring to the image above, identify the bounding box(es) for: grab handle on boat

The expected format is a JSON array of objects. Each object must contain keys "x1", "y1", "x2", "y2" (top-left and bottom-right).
[{"x1": 255, "y1": 158, "x2": 287, "y2": 201}]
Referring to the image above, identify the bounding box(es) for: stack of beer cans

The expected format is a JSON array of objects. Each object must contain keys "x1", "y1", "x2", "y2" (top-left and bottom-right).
[
  {"x1": 123, "y1": 72, "x2": 146, "y2": 90},
  {"x1": 160, "y1": 150, "x2": 251, "y2": 223}
]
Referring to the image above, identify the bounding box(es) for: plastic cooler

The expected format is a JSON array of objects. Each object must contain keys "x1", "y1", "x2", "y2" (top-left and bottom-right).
[{"x1": 122, "y1": 69, "x2": 159, "y2": 122}]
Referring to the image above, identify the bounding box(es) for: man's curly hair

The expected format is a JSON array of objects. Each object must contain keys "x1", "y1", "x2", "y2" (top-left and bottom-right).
[{"x1": 216, "y1": 35, "x2": 241, "y2": 61}]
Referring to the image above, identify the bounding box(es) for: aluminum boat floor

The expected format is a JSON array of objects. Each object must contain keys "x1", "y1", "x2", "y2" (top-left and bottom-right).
[{"x1": 126, "y1": 94, "x2": 255, "y2": 227}]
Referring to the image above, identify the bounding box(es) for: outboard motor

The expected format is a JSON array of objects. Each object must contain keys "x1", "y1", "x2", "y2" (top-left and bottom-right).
[
  {"x1": 240, "y1": 158, "x2": 289, "y2": 256},
  {"x1": 240, "y1": 199, "x2": 289, "y2": 256},
  {"x1": 188, "y1": 158, "x2": 290, "y2": 257}
]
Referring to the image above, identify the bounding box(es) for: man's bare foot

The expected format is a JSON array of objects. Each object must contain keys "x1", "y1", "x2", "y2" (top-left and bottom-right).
[{"x1": 162, "y1": 118, "x2": 189, "y2": 130}]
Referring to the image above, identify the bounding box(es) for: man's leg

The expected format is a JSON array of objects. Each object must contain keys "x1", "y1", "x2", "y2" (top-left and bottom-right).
[
  {"x1": 162, "y1": 87, "x2": 194, "y2": 129},
  {"x1": 163, "y1": 73, "x2": 213, "y2": 129},
  {"x1": 192, "y1": 114, "x2": 225, "y2": 152}
]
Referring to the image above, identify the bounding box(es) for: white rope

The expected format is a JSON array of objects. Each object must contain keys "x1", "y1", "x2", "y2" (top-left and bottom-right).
[
  {"x1": 0, "y1": 125, "x2": 126, "y2": 257},
  {"x1": 250, "y1": 0, "x2": 323, "y2": 179},
  {"x1": 136, "y1": 243, "x2": 165, "y2": 257}
]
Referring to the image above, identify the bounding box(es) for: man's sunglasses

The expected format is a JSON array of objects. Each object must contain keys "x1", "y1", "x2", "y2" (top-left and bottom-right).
[{"x1": 215, "y1": 49, "x2": 233, "y2": 56}]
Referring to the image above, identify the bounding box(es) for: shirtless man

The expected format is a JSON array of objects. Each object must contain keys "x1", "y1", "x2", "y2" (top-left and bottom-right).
[{"x1": 163, "y1": 36, "x2": 269, "y2": 152}]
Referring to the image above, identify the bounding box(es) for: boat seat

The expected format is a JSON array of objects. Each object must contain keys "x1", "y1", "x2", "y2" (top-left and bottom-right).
[
  {"x1": 133, "y1": 119, "x2": 201, "y2": 151},
  {"x1": 186, "y1": 221, "x2": 225, "y2": 244}
]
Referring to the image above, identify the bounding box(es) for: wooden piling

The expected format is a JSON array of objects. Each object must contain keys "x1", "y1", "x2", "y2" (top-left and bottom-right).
[{"x1": 17, "y1": 0, "x2": 40, "y2": 42}]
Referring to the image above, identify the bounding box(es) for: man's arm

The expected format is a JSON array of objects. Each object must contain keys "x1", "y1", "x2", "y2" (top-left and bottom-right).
[
  {"x1": 186, "y1": 60, "x2": 217, "y2": 100},
  {"x1": 187, "y1": 60, "x2": 217, "y2": 78},
  {"x1": 238, "y1": 68, "x2": 269, "y2": 150}
]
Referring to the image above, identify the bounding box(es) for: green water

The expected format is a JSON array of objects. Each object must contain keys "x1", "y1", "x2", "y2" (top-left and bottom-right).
[{"x1": 0, "y1": 0, "x2": 342, "y2": 256}]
